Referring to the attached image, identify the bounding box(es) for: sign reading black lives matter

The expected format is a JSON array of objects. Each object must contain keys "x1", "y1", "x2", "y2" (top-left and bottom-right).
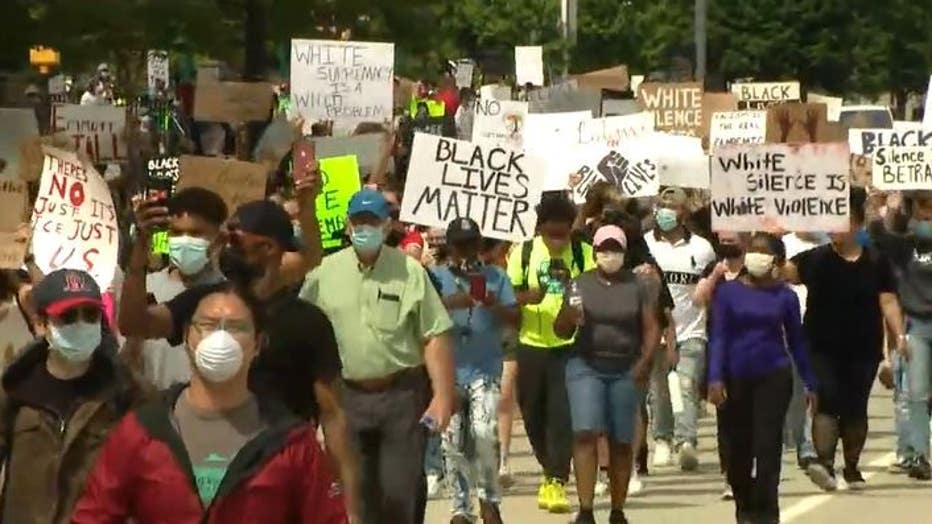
[
  {"x1": 872, "y1": 146, "x2": 932, "y2": 190},
  {"x1": 400, "y1": 133, "x2": 545, "y2": 242},
  {"x1": 711, "y1": 143, "x2": 849, "y2": 232},
  {"x1": 569, "y1": 142, "x2": 659, "y2": 204}
]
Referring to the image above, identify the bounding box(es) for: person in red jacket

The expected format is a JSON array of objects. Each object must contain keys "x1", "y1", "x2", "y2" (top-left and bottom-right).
[{"x1": 72, "y1": 282, "x2": 347, "y2": 524}]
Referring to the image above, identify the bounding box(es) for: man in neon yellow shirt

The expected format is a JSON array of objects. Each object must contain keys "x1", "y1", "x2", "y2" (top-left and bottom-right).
[{"x1": 506, "y1": 193, "x2": 595, "y2": 514}]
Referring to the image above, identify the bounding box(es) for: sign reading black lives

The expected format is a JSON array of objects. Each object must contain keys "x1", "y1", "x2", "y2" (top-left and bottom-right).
[
  {"x1": 400, "y1": 133, "x2": 544, "y2": 242},
  {"x1": 144, "y1": 156, "x2": 180, "y2": 202}
]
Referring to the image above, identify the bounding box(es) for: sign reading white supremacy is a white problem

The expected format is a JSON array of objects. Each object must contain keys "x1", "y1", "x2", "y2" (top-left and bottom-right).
[
  {"x1": 711, "y1": 143, "x2": 849, "y2": 232},
  {"x1": 290, "y1": 39, "x2": 394, "y2": 129},
  {"x1": 400, "y1": 133, "x2": 544, "y2": 242},
  {"x1": 871, "y1": 146, "x2": 932, "y2": 190}
]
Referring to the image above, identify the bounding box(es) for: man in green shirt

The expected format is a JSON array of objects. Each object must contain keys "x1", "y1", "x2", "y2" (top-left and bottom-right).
[
  {"x1": 300, "y1": 189, "x2": 455, "y2": 524},
  {"x1": 506, "y1": 193, "x2": 596, "y2": 514}
]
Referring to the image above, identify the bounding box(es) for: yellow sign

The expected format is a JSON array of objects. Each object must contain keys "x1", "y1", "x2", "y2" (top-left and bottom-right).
[
  {"x1": 316, "y1": 155, "x2": 361, "y2": 249},
  {"x1": 29, "y1": 46, "x2": 60, "y2": 73}
]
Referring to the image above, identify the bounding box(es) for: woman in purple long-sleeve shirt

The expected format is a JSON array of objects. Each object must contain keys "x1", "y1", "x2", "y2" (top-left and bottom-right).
[{"x1": 708, "y1": 233, "x2": 816, "y2": 524}]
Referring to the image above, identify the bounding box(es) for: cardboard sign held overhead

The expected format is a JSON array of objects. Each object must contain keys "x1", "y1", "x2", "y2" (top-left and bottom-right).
[
  {"x1": 576, "y1": 112, "x2": 654, "y2": 148},
  {"x1": 515, "y1": 46, "x2": 544, "y2": 86},
  {"x1": 312, "y1": 134, "x2": 385, "y2": 176},
  {"x1": 0, "y1": 108, "x2": 39, "y2": 180},
  {"x1": 573, "y1": 65, "x2": 630, "y2": 92},
  {"x1": 176, "y1": 156, "x2": 268, "y2": 214},
  {"x1": 872, "y1": 146, "x2": 932, "y2": 190},
  {"x1": 637, "y1": 82, "x2": 703, "y2": 137},
  {"x1": 51, "y1": 104, "x2": 126, "y2": 164},
  {"x1": 528, "y1": 80, "x2": 601, "y2": 116},
  {"x1": 472, "y1": 99, "x2": 528, "y2": 149},
  {"x1": 569, "y1": 142, "x2": 659, "y2": 204},
  {"x1": 700, "y1": 92, "x2": 738, "y2": 146},
  {"x1": 0, "y1": 179, "x2": 27, "y2": 270},
  {"x1": 316, "y1": 155, "x2": 361, "y2": 249},
  {"x1": 194, "y1": 82, "x2": 274, "y2": 124},
  {"x1": 765, "y1": 103, "x2": 829, "y2": 143},
  {"x1": 848, "y1": 127, "x2": 932, "y2": 156},
  {"x1": 146, "y1": 50, "x2": 170, "y2": 94},
  {"x1": 523, "y1": 111, "x2": 594, "y2": 190},
  {"x1": 731, "y1": 81, "x2": 801, "y2": 110},
  {"x1": 710, "y1": 111, "x2": 767, "y2": 150}
]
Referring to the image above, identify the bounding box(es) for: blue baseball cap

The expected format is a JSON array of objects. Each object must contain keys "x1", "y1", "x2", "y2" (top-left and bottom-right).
[{"x1": 347, "y1": 189, "x2": 390, "y2": 220}]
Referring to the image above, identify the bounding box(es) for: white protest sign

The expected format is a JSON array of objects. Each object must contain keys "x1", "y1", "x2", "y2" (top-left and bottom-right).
[
  {"x1": 569, "y1": 142, "x2": 659, "y2": 203},
  {"x1": 472, "y1": 99, "x2": 528, "y2": 149},
  {"x1": 807, "y1": 93, "x2": 843, "y2": 122},
  {"x1": 455, "y1": 60, "x2": 474, "y2": 89},
  {"x1": 731, "y1": 81, "x2": 801, "y2": 109},
  {"x1": 711, "y1": 143, "x2": 849, "y2": 232},
  {"x1": 848, "y1": 128, "x2": 932, "y2": 156},
  {"x1": 649, "y1": 134, "x2": 709, "y2": 189},
  {"x1": 30, "y1": 147, "x2": 118, "y2": 289},
  {"x1": 48, "y1": 75, "x2": 66, "y2": 96},
  {"x1": 515, "y1": 46, "x2": 544, "y2": 86},
  {"x1": 523, "y1": 111, "x2": 593, "y2": 190},
  {"x1": 923, "y1": 76, "x2": 932, "y2": 128},
  {"x1": 51, "y1": 104, "x2": 126, "y2": 164},
  {"x1": 480, "y1": 84, "x2": 512, "y2": 101},
  {"x1": 400, "y1": 133, "x2": 544, "y2": 242},
  {"x1": 630, "y1": 75, "x2": 645, "y2": 96},
  {"x1": 872, "y1": 146, "x2": 932, "y2": 190},
  {"x1": 0, "y1": 108, "x2": 39, "y2": 180},
  {"x1": 577, "y1": 112, "x2": 654, "y2": 147},
  {"x1": 710, "y1": 111, "x2": 767, "y2": 150},
  {"x1": 146, "y1": 50, "x2": 170, "y2": 94},
  {"x1": 290, "y1": 39, "x2": 394, "y2": 130}
]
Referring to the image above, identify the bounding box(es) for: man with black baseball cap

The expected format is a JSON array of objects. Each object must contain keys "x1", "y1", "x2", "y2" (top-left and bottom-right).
[
  {"x1": 120, "y1": 198, "x2": 359, "y2": 520},
  {"x1": 0, "y1": 269, "x2": 144, "y2": 523}
]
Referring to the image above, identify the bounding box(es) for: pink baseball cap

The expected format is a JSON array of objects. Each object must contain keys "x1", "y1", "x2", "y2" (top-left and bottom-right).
[{"x1": 593, "y1": 225, "x2": 628, "y2": 250}]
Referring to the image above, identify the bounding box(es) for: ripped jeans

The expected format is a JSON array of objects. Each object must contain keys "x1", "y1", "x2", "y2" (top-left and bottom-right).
[{"x1": 443, "y1": 375, "x2": 502, "y2": 518}]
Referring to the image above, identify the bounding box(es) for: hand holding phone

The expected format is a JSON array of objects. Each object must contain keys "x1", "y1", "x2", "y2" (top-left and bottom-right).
[{"x1": 293, "y1": 139, "x2": 315, "y2": 183}]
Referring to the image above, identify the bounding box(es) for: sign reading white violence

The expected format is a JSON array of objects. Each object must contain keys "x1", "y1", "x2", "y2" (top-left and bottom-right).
[
  {"x1": 51, "y1": 104, "x2": 126, "y2": 164},
  {"x1": 472, "y1": 99, "x2": 528, "y2": 149},
  {"x1": 30, "y1": 147, "x2": 118, "y2": 289},
  {"x1": 731, "y1": 81, "x2": 801, "y2": 109},
  {"x1": 711, "y1": 143, "x2": 849, "y2": 232},
  {"x1": 849, "y1": 128, "x2": 932, "y2": 156},
  {"x1": 400, "y1": 134, "x2": 544, "y2": 242},
  {"x1": 290, "y1": 39, "x2": 394, "y2": 128},
  {"x1": 710, "y1": 111, "x2": 767, "y2": 150},
  {"x1": 872, "y1": 146, "x2": 932, "y2": 190}
]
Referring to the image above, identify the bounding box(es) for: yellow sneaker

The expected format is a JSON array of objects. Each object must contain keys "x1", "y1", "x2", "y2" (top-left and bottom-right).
[
  {"x1": 546, "y1": 479, "x2": 571, "y2": 513},
  {"x1": 537, "y1": 479, "x2": 551, "y2": 509}
]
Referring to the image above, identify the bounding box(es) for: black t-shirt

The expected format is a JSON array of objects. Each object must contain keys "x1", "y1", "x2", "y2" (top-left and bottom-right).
[
  {"x1": 792, "y1": 244, "x2": 896, "y2": 359},
  {"x1": 17, "y1": 362, "x2": 104, "y2": 420},
  {"x1": 869, "y1": 222, "x2": 932, "y2": 320},
  {"x1": 165, "y1": 283, "x2": 342, "y2": 421}
]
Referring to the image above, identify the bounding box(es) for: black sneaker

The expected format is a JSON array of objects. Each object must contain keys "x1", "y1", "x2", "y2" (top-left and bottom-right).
[
  {"x1": 908, "y1": 456, "x2": 932, "y2": 481},
  {"x1": 843, "y1": 468, "x2": 866, "y2": 491},
  {"x1": 609, "y1": 509, "x2": 629, "y2": 524},
  {"x1": 574, "y1": 509, "x2": 596, "y2": 524}
]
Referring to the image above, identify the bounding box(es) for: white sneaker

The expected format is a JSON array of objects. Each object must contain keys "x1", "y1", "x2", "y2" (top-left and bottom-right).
[
  {"x1": 426, "y1": 474, "x2": 443, "y2": 499},
  {"x1": 806, "y1": 463, "x2": 838, "y2": 492},
  {"x1": 498, "y1": 464, "x2": 515, "y2": 490},
  {"x1": 678, "y1": 442, "x2": 699, "y2": 472},
  {"x1": 721, "y1": 481, "x2": 734, "y2": 500},
  {"x1": 653, "y1": 440, "x2": 673, "y2": 467},
  {"x1": 628, "y1": 471, "x2": 644, "y2": 497},
  {"x1": 594, "y1": 470, "x2": 609, "y2": 497}
]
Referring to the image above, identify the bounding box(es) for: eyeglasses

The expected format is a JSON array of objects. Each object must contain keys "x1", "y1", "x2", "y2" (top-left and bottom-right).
[
  {"x1": 190, "y1": 317, "x2": 255, "y2": 337},
  {"x1": 53, "y1": 306, "x2": 101, "y2": 325}
]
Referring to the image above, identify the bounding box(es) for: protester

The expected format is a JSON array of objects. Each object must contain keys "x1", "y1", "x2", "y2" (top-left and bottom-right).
[
  {"x1": 0, "y1": 269, "x2": 145, "y2": 524},
  {"x1": 0, "y1": 269, "x2": 36, "y2": 367},
  {"x1": 73, "y1": 284, "x2": 347, "y2": 523},
  {"x1": 783, "y1": 188, "x2": 907, "y2": 491},
  {"x1": 645, "y1": 187, "x2": 717, "y2": 471},
  {"x1": 299, "y1": 189, "x2": 454, "y2": 524},
  {"x1": 506, "y1": 192, "x2": 595, "y2": 514},
  {"x1": 555, "y1": 225, "x2": 659, "y2": 524},
  {"x1": 708, "y1": 233, "x2": 816, "y2": 524},
  {"x1": 432, "y1": 217, "x2": 517, "y2": 524}
]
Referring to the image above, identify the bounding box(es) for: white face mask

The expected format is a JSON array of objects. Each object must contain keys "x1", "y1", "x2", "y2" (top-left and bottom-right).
[
  {"x1": 595, "y1": 252, "x2": 625, "y2": 274},
  {"x1": 194, "y1": 330, "x2": 244, "y2": 383},
  {"x1": 744, "y1": 253, "x2": 775, "y2": 278}
]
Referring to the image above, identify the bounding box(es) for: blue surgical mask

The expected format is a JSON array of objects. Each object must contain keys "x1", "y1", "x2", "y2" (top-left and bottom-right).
[
  {"x1": 168, "y1": 235, "x2": 211, "y2": 276},
  {"x1": 909, "y1": 219, "x2": 932, "y2": 240},
  {"x1": 655, "y1": 208, "x2": 678, "y2": 232},
  {"x1": 351, "y1": 224, "x2": 385, "y2": 255},
  {"x1": 48, "y1": 321, "x2": 101, "y2": 362}
]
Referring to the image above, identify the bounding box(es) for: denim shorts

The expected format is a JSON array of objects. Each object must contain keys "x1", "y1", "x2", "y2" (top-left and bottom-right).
[{"x1": 565, "y1": 356, "x2": 642, "y2": 444}]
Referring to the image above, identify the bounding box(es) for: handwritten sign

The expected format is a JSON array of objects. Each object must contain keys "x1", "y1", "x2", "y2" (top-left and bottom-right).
[
  {"x1": 848, "y1": 128, "x2": 932, "y2": 156},
  {"x1": 731, "y1": 81, "x2": 801, "y2": 109},
  {"x1": 523, "y1": 111, "x2": 593, "y2": 190},
  {"x1": 710, "y1": 111, "x2": 767, "y2": 150},
  {"x1": 711, "y1": 143, "x2": 849, "y2": 232},
  {"x1": 176, "y1": 156, "x2": 267, "y2": 214},
  {"x1": 400, "y1": 133, "x2": 544, "y2": 242},
  {"x1": 194, "y1": 82, "x2": 273, "y2": 123},
  {"x1": 146, "y1": 50, "x2": 170, "y2": 94},
  {"x1": 30, "y1": 147, "x2": 119, "y2": 288},
  {"x1": 577, "y1": 112, "x2": 654, "y2": 147},
  {"x1": 51, "y1": 104, "x2": 126, "y2": 164},
  {"x1": 316, "y1": 155, "x2": 361, "y2": 249},
  {"x1": 472, "y1": 99, "x2": 528, "y2": 149},
  {"x1": 515, "y1": 46, "x2": 544, "y2": 86},
  {"x1": 765, "y1": 103, "x2": 829, "y2": 143},
  {"x1": 637, "y1": 82, "x2": 703, "y2": 137},
  {"x1": 0, "y1": 108, "x2": 39, "y2": 180},
  {"x1": 871, "y1": 146, "x2": 932, "y2": 190},
  {"x1": 290, "y1": 39, "x2": 394, "y2": 130}
]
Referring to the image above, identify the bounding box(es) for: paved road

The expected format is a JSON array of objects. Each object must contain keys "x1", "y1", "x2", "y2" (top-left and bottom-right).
[{"x1": 426, "y1": 386, "x2": 932, "y2": 523}]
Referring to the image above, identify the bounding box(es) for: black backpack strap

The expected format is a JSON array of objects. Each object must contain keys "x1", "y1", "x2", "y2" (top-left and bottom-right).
[
  {"x1": 518, "y1": 241, "x2": 533, "y2": 291},
  {"x1": 571, "y1": 240, "x2": 585, "y2": 275}
]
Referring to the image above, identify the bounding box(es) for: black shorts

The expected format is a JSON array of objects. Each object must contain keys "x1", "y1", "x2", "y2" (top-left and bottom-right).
[{"x1": 810, "y1": 353, "x2": 879, "y2": 419}]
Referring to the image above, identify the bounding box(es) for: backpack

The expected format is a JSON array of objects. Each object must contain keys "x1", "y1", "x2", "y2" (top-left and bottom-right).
[{"x1": 517, "y1": 239, "x2": 585, "y2": 291}]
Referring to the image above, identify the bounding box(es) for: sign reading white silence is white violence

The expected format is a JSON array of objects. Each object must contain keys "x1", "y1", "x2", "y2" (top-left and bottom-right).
[
  {"x1": 849, "y1": 127, "x2": 932, "y2": 156},
  {"x1": 290, "y1": 39, "x2": 394, "y2": 130},
  {"x1": 871, "y1": 146, "x2": 932, "y2": 190},
  {"x1": 400, "y1": 133, "x2": 544, "y2": 242},
  {"x1": 711, "y1": 143, "x2": 849, "y2": 232}
]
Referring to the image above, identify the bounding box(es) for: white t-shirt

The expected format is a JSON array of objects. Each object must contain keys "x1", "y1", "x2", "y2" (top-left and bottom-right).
[
  {"x1": 645, "y1": 230, "x2": 717, "y2": 343},
  {"x1": 782, "y1": 233, "x2": 826, "y2": 317}
]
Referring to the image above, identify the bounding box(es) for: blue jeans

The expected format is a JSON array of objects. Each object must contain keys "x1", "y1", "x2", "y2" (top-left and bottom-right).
[
  {"x1": 783, "y1": 360, "x2": 816, "y2": 460},
  {"x1": 442, "y1": 376, "x2": 501, "y2": 518},
  {"x1": 565, "y1": 357, "x2": 642, "y2": 443},
  {"x1": 893, "y1": 351, "x2": 913, "y2": 459},
  {"x1": 425, "y1": 435, "x2": 443, "y2": 477},
  {"x1": 906, "y1": 317, "x2": 932, "y2": 457},
  {"x1": 650, "y1": 338, "x2": 705, "y2": 446}
]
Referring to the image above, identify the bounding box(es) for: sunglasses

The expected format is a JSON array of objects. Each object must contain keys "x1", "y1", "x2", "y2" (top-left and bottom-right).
[{"x1": 53, "y1": 306, "x2": 102, "y2": 325}]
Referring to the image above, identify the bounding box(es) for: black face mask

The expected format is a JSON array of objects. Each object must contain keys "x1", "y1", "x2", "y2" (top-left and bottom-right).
[
  {"x1": 717, "y1": 243, "x2": 744, "y2": 259},
  {"x1": 218, "y1": 245, "x2": 263, "y2": 285},
  {"x1": 385, "y1": 229, "x2": 405, "y2": 248}
]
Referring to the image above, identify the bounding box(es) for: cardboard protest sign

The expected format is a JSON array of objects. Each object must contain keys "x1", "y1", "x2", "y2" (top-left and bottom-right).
[
  {"x1": 0, "y1": 179, "x2": 27, "y2": 270},
  {"x1": 51, "y1": 104, "x2": 126, "y2": 164},
  {"x1": 480, "y1": 84, "x2": 512, "y2": 101},
  {"x1": 400, "y1": 133, "x2": 545, "y2": 242},
  {"x1": 710, "y1": 111, "x2": 767, "y2": 150},
  {"x1": 176, "y1": 156, "x2": 267, "y2": 214},
  {"x1": 312, "y1": 134, "x2": 384, "y2": 176},
  {"x1": 146, "y1": 50, "x2": 170, "y2": 94},
  {"x1": 807, "y1": 93, "x2": 843, "y2": 122},
  {"x1": 848, "y1": 127, "x2": 932, "y2": 156},
  {"x1": 573, "y1": 65, "x2": 630, "y2": 92},
  {"x1": 30, "y1": 147, "x2": 119, "y2": 288},
  {"x1": 194, "y1": 82, "x2": 273, "y2": 124},
  {"x1": 711, "y1": 143, "x2": 850, "y2": 232},
  {"x1": 924, "y1": 76, "x2": 932, "y2": 128},
  {"x1": 0, "y1": 108, "x2": 39, "y2": 180},
  {"x1": 316, "y1": 155, "x2": 361, "y2": 249},
  {"x1": 528, "y1": 80, "x2": 601, "y2": 116},
  {"x1": 701, "y1": 92, "x2": 738, "y2": 145},
  {"x1": 515, "y1": 46, "x2": 544, "y2": 86},
  {"x1": 576, "y1": 112, "x2": 654, "y2": 147},
  {"x1": 731, "y1": 81, "x2": 801, "y2": 109},
  {"x1": 765, "y1": 103, "x2": 829, "y2": 143},
  {"x1": 523, "y1": 111, "x2": 593, "y2": 190},
  {"x1": 472, "y1": 99, "x2": 528, "y2": 149},
  {"x1": 569, "y1": 142, "x2": 659, "y2": 204},
  {"x1": 871, "y1": 147, "x2": 932, "y2": 190},
  {"x1": 637, "y1": 82, "x2": 703, "y2": 137},
  {"x1": 291, "y1": 39, "x2": 394, "y2": 130}
]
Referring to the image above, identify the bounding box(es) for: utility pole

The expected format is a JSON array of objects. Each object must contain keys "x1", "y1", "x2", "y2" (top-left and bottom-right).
[
  {"x1": 561, "y1": 0, "x2": 577, "y2": 79},
  {"x1": 695, "y1": 0, "x2": 707, "y2": 83}
]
